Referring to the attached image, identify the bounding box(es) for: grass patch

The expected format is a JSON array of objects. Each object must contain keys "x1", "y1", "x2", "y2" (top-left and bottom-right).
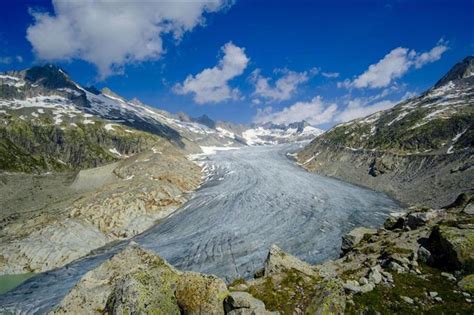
[{"x1": 347, "y1": 264, "x2": 474, "y2": 314}]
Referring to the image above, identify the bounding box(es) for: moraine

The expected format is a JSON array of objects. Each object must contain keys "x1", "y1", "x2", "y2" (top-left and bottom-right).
[{"x1": 0, "y1": 144, "x2": 398, "y2": 314}]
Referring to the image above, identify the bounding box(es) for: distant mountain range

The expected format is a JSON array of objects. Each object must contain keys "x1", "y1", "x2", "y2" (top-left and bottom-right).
[
  {"x1": 0, "y1": 64, "x2": 321, "y2": 172},
  {"x1": 298, "y1": 56, "x2": 474, "y2": 207}
]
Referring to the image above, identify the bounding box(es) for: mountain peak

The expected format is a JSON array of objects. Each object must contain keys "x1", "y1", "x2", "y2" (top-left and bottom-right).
[
  {"x1": 129, "y1": 97, "x2": 145, "y2": 106},
  {"x1": 193, "y1": 114, "x2": 216, "y2": 129},
  {"x1": 101, "y1": 87, "x2": 125, "y2": 101},
  {"x1": 24, "y1": 64, "x2": 73, "y2": 89},
  {"x1": 434, "y1": 55, "x2": 474, "y2": 88}
]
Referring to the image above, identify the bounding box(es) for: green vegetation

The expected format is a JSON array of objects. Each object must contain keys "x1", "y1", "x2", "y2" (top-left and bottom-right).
[
  {"x1": 247, "y1": 269, "x2": 323, "y2": 314},
  {"x1": 347, "y1": 264, "x2": 474, "y2": 314},
  {"x1": 0, "y1": 114, "x2": 161, "y2": 173},
  {"x1": 320, "y1": 104, "x2": 474, "y2": 155}
]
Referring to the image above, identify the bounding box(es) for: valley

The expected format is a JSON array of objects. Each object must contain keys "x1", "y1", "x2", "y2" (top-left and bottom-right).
[
  {"x1": 0, "y1": 58, "x2": 472, "y2": 314},
  {"x1": 0, "y1": 143, "x2": 398, "y2": 313}
]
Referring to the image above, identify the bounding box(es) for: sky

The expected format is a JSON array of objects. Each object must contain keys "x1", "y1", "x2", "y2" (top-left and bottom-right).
[{"x1": 0, "y1": 0, "x2": 473, "y2": 128}]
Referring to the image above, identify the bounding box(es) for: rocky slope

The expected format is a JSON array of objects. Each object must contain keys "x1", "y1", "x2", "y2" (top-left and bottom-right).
[
  {"x1": 0, "y1": 143, "x2": 201, "y2": 275},
  {"x1": 0, "y1": 65, "x2": 207, "y2": 274},
  {"x1": 44, "y1": 195, "x2": 473, "y2": 314},
  {"x1": 297, "y1": 56, "x2": 474, "y2": 208}
]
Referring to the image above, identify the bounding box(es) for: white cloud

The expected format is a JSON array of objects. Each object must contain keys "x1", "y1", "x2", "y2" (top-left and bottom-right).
[
  {"x1": 336, "y1": 99, "x2": 395, "y2": 122},
  {"x1": 253, "y1": 96, "x2": 338, "y2": 125},
  {"x1": 414, "y1": 39, "x2": 449, "y2": 68},
  {"x1": 342, "y1": 40, "x2": 448, "y2": 89},
  {"x1": 321, "y1": 71, "x2": 340, "y2": 78},
  {"x1": 250, "y1": 68, "x2": 313, "y2": 102},
  {"x1": 252, "y1": 92, "x2": 404, "y2": 126},
  {"x1": 350, "y1": 47, "x2": 414, "y2": 89},
  {"x1": 27, "y1": 0, "x2": 233, "y2": 78},
  {"x1": 173, "y1": 42, "x2": 249, "y2": 104}
]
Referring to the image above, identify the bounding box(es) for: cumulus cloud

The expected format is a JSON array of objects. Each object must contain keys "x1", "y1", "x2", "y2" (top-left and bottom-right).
[
  {"x1": 173, "y1": 42, "x2": 249, "y2": 104},
  {"x1": 341, "y1": 40, "x2": 448, "y2": 89},
  {"x1": 27, "y1": 0, "x2": 233, "y2": 78},
  {"x1": 250, "y1": 68, "x2": 314, "y2": 102},
  {"x1": 253, "y1": 96, "x2": 338, "y2": 125},
  {"x1": 252, "y1": 91, "x2": 404, "y2": 126},
  {"x1": 413, "y1": 39, "x2": 449, "y2": 68}
]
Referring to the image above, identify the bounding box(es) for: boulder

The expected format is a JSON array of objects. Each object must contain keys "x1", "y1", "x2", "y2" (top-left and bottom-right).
[
  {"x1": 105, "y1": 270, "x2": 180, "y2": 315},
  {"x1": 224, "y1": 292, "x2": 277, "y2": 315},
  {"x1": 342, "y1": 280, "x2": 374, "y2": 294},
  {"x1": 384, "y1": 216, "x2": 404, "y2": 230},
  {"x1": 406, "y1": 211, "x2": 438, "y2": 229},
  {"x1": 343, "y1": 280, "x2": 362, "y2": 293},
  {"x1": 428, "y1": 225, "x2": 474, "y2": 272},
  {"x1": 176, "y1": 273, "x2": 227, "y2": 315},
  {"x1": 458, "y1": 274, "x2": 474, "y2": 294},
  {"x1": 264, "y1": 244, "x2": 317, "y2": 277},
  {"x1": 341, "y1": 227, "x2": 377, "y2": 254},
  {"x1": 368, "y1": 266, "x2": 382, "y2": 284},
  {"x1": 387, "y1": 261, "x2": 406, "y2": 273},
  {"x1": 306, "y1": 279, "x2": 346, "y2": 315},
  {"x1": 464, "y1": 203, "x2": 474, "y2": 215},
  {"x1": 417, "y1": 246, "x2": 432, "y2": 263}
]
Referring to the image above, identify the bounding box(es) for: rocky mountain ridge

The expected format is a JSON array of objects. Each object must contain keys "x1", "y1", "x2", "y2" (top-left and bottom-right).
[
  {"x1": 0, "y1": 63, "x2": 321, "y2": 170},
  {"x1": 297, "y1": 56, "x2": 474, "y2": 208}
]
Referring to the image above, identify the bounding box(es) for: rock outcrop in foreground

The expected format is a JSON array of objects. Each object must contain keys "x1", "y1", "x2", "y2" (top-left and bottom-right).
[
  {"x1": 51, "y1": 243, "x2": 275, "y2": 315},
  {"x1": 53, "y1": 195, "x2": 474, "y2": 314}
]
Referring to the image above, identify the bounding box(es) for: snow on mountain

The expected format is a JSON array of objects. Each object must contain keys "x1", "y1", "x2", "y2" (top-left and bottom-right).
[
  {"x1": 0, "y1": 65, "x2": 243, "y2": 151},
  {"x1": 0, "y1": 64, "x2": 326, "y2": 154},
  {"x1": 242, "y1": 122, "x2": 324, "y2": 146},
  {"x1": 302, "y1": 56, "x2": 474, "y2": 156}
]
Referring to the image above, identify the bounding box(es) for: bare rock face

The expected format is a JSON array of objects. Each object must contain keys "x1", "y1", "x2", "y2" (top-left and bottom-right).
[
  {"x1": 0, "y1": 219, "x2": 109, "y2": 274},
  {"x1": 264, "y1": 244, "x2": 318, "y2": 277},
  {"x1": 0, "y1": 147, "x2": 201, "y2": 275},
  {"x1": 51, "y1": 244, "x2": 228, "y2": 315},
  {"x1": 428, "y1": 224, "x2": 474, "y2": 272},
  {"x1": 297, "y1": 57, "x2": 474, "y2": 209},
  {"x1": 242, "y1": 245, "x2": 345, "y2": 314},
  {"x1": 341, "y1": 227, "x2": 377, "y2": 255},
  {"x1": 176, "y1": 273, "x2": 227, "y2": 315},
  {"x1": 224, "y1": 292, "x2": 277, "y2": 315}
]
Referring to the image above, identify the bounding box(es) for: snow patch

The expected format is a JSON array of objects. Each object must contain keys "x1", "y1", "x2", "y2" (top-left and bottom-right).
[{"x1": 109, "y1": 148, "x2": 122, "y2": 156}]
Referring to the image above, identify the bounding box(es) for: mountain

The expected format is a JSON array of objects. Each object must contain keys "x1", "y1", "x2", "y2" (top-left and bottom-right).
[
  {"x1": 0, "y1": 65, "x2": 212, "y2": 275},
  {"x1": 297, "y1": 56, "x2": 474, "y2": 207},
  {"x1": 0, "y1": 63, "x2": 326, "y2": 276},
  {"x1": 242, "y1": 121, "x2": 324, "y2": 145},
  {"x1": 0, "y1": 64, "x2": 247, "y2": 172}
]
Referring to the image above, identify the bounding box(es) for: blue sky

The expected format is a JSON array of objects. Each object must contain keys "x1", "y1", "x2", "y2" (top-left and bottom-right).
[{"x1": 0, "y1": 0, "x2": 473, "y2": 128}]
